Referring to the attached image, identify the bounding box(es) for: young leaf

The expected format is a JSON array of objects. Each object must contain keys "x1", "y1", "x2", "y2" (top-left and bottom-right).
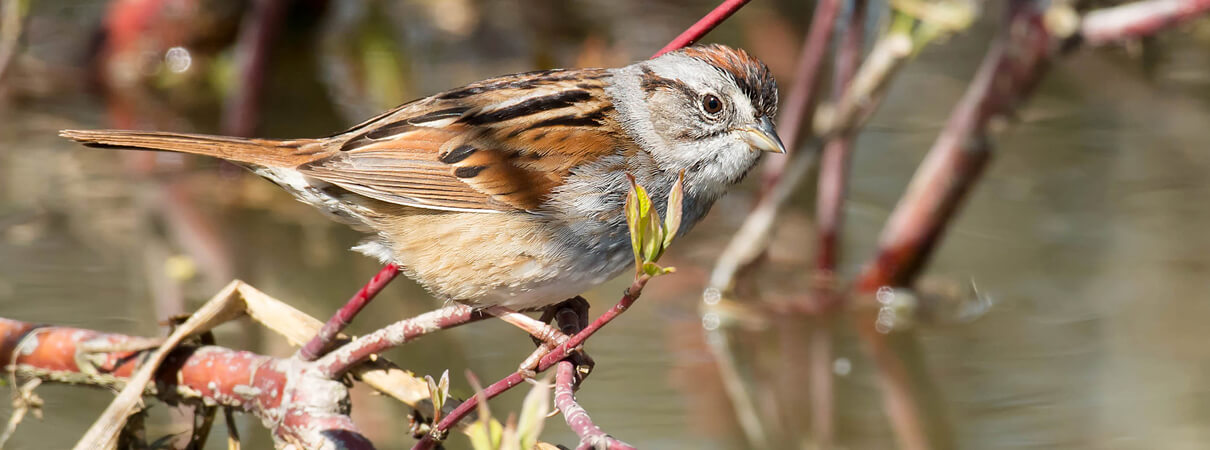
[
  {"x1": 516, "y1": 373, "x2": 552, "y2": 450},
  {"x1": 501, "y1": 414, "x2": 519, "y2": 450},
  {"x1": 641, "y1": 262, "x2": 677, "y2": 277},
  {"x1": 643, "y1": 204, "x2": 664, "y2": 263},
  {"x1": 664, "y1": 171, "x2": 685, "y2": 249},
  {"x1": 436, "y1": 370, "x2": 449, "y2": 419},
  {"x1": 425, "y1": 374, "x2": 444, "y2": 424},
  {"x1": 466, "y1": 370, "x2": 500, "y2": 450},
  {"x1": 625, "y1": 175, "x2": 644, "y2": 271},
  {"x1": 467, "y1": 417, "x2": 504, "y2": 450}
]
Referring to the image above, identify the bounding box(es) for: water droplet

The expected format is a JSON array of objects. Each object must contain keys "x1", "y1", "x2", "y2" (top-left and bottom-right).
[
  {"x1": 702, "y1": 287, "x2": 721, "y2": 305},
  {"x1": 165, "y1": 47, "x2": 192, "y2": 73},
  {"x1": 876, "y1": 286, "x2": 895, "y2": 305},
  {"x1": 875, "y1": 308, "x2": 897, "y2": 334},
  {"x1": 701, "y1": 312, "x2": 721, "y2": 331}
]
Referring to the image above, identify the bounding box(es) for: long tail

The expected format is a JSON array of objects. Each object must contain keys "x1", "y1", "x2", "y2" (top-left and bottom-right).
[{"x1": 59, "y1": 129, "x2": 327, "y2": 167}]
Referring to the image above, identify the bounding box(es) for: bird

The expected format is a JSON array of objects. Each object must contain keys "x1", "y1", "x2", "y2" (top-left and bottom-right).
[{"x1": 61, "y1": 44, "x2": 784, "y2": 312}]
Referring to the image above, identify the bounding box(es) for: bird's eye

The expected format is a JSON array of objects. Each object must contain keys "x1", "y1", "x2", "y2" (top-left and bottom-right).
[{"x1": 702, "y1": 94, "x2": 723, "y2": 114}]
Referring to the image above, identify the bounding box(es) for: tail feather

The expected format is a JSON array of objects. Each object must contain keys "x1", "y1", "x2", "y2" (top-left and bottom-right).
[{"x1": 59, "y1": 129, "x2": 327, "y2": 167}]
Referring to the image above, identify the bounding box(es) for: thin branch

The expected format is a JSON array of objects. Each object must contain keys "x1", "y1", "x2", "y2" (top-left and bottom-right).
[
  {"x1": 317, "y1": 304, "x2": 488, "y2": 378},
  {"x1": 298, "y1": 263, "x2": 402, "y2": 361},
  {"x1": 805, "y1": 2, "x2": 868, "y2": 444},
  {"x1": 814, "y1": 0, "x2": 868, "y2": 290},
  {"x1": 1080, "y1": 0, "x2": 1210, "y2": 46},
  {"x1": 413, "y1": 277, "x2": 651, "y2": 450},
  {"x1": 222, "y1": 0, "x2": 288, "y2": 137},
  {"x1": 0, "y1": 379, "x2": 41, "y2": 448},
  {"x1": 653, "y1": 0, "x2": 753, "y2": 57},
  {"x1": 818, "y1": 33, "x2": 912, "y2": 139},
  {"x1": 710, "y1": 28, "x2": 914, "y2": 301},
  {"x1": 554, "y1": 361, "x2": 635, "y2": 450},
  {"x1": 855, "y1": 3, "x2": 1051, "y2": 291},
  {"x1": 765, "y1": 0, "x2": 841, "y2": 162},
  {"x1": 847, "y1": 3, "x2": 1054, "y2": 449}
]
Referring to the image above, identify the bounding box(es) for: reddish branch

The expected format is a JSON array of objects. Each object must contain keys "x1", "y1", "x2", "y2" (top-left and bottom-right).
[
  {"x1": 0, "y1": 318, "x2": 372, "y2": 449},
  {"x1": 317, "y1": 304, "x2": 489, "y2": 378},
  {"x1": 555, "y1": 361, "x2": 635, "y2": 450},
  {"x1": 846, "y1": 3, "x2": 1053, "y2": 449},
  {"x1": 814, "y1": 0, "x2": 866, "y2": 277},
  {"x1": 298, "y1": 263, "x2": 402, "y2": 361},
  {"x1": 413, "y1": 277, "x2": 650, "y2": 450},
  {"x1": 804, "y1": 2, "x2": 867, "y2": 445},
  {"x1": 652, "y1": 0, "x2": 752, "y2": 57},
  {"x1": 855, "y1": 3, "x2": 1052, "y2": 292},
  {"x1": 760, "y1": 0, "x2": 842, "y2": 189},
  {"x1": 222, "y1": 0, "x2": 287, "y2": 137}
]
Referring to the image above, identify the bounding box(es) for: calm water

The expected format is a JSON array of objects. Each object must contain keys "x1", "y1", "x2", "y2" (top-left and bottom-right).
[{"x1": 3, "y1": 1, "x2": 1210, "y2": 449}]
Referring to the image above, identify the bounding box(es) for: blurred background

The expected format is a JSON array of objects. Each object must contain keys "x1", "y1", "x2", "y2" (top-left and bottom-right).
[{"x1": 2, "y1": 0, "x2": 1210, "y2": 448}]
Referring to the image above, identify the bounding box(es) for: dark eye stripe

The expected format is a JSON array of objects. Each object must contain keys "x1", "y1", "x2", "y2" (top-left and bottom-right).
[{"x1": 639, "y1": 67, "x2": 698, "y2": 101}]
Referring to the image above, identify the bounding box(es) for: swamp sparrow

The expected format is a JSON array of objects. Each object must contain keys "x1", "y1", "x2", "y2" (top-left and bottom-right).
[{"x1": 62, "y1": 44, "x2": 784, "y2": 311}]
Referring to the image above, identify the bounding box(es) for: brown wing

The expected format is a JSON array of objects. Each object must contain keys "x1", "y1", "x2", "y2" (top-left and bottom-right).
[{"x1": 300, "y1": 68, "x2": 622, "y2": 213}]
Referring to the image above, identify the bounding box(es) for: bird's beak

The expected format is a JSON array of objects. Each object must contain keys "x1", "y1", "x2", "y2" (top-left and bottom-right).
[{"x1": 738, "y1": 116, "x2": 786, "y2": 154}]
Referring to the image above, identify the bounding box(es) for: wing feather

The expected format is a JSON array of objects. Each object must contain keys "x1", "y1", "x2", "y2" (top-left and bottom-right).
[{"x1": 299, "y1": 68, "x2": 621, "y2": 213}]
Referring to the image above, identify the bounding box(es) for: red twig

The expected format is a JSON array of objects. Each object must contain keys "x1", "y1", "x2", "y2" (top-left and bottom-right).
[
  {"x1": 759, "y1": 0, "x2": 842, "y2": 189},
  {"x1": 222, "y1": 0, "x2": 287, "y2": 137},
  {"x1": 802, "y1": 3, "x2": 865, "y2": 445},
  {"x1": 554, "y1": 361, "x2": 636, "y2": 450},
  {"x1": 317, "y1": 304, "x2": 489, "y2": 378},
  {"x1": 848, "y1": 3, "x2": 1053, "y2": 449},
  {"x1": 814, "y1": 0, "x2": 866, "y2": 277},
  {"x1": 855, "y1": 3, "x2": 1051, "y2": 291},
  {"x1": 298, "y1": 263, "x2": 402, "y2": 361},
  {"x1": 413, "y1": 277, "x2": 650, "y2": 450},
  {"x1": 1080, "y1": 0, "x2": 1210, "y2": 46},
  {"x1": 652, "y1": 0, "x2": 752, "y2": 58},
  {"x1": 0, "y1": 318, "x2": 372, "y2": 449}
]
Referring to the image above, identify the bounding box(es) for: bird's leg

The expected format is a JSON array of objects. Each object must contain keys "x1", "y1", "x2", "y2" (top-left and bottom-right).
[
  {"x1": 507, "y1": 297, "x2": 595, "y2": 381},
  {"x1": 553, "y1": 297, "x2": 594, "y2": 384},
  {"x1": 485, "y1": 305, "x2": 569, "y2": 379}
]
